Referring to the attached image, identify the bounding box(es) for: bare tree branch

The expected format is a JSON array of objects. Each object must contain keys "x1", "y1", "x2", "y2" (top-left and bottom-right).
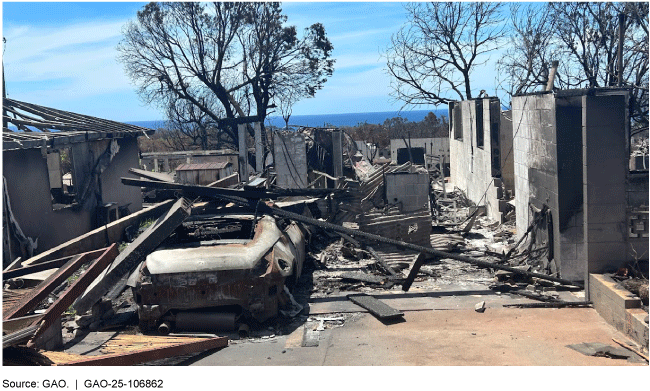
[
  {"x1": 385, "y1": 2, "x2": 505, "y2": 107},
  {"x1": 118, "y1": 2, "x2": 334, "y2": 151}
]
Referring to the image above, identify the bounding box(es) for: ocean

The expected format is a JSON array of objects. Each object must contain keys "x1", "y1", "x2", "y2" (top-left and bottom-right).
[{"x1": 127, "y1": 108, "x2": 448, "y2": 130}]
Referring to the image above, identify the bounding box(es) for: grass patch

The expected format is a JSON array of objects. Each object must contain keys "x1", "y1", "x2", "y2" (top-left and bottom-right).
[
  {"x1": 64, "y1": 305, "x2": 76, "y2": 316},
  {"x1": 139, "y1": 218, "x2": 155, "y2": 230}
]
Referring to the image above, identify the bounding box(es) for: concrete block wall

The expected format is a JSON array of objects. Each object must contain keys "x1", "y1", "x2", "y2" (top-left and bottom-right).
[
  {"x1": 555, "y1": 99, "x2": 585, "y2": 281},
  {"x1": 385, "y1": 172, "x2": 430, "y2": 212},
  {"x1": 514, "y1": 95, "x2": 568, "y2": 275},
  {"x1": 101, "y1": 137, "x2": 143, "y2": 214},
  {"x1": 3, "y1": 137, "x2": 143, "y2": 258},
  {"x1": 274, "y1": 131, "x2": 308, "y2": 189},
  {"x1": 582, "y1": 94, "x2": 629, "y2": 276},
  {"x1": 512, "y1": 101, "x2": 531, "y2": 242},
  {"x1": 627, "y1": 173, "x2": 649, "y2": 208},
  {"x1": 626, "y1": 173, "x2": 649, "y2": 262},
  {"x1": 391, "y1": 138, "x2": 450, "y2": 165},
  {"x1": 449, "y1": 99, "x2": 501, "y2": 221},
  {"x1": 514, "y1": 93, "x2": 583, "y2": 279},
  {"x1": 513, "y1": 90, "x2": 631, "y2": 283},
  {"x1": 589, "y1": 274, "x2": 648, "y2": 350}
]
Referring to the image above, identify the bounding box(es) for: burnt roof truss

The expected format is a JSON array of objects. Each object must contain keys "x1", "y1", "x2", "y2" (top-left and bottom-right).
[{"x1": 3, "y1": 98, "x2": 154, "y2": 151}]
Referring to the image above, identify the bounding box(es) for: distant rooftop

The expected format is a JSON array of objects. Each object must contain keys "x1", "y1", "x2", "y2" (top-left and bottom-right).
[
  {"x1": 175, "y1": 162, "x2": 231, "y2": 171},
  {"x1": 141, "y1": 149, "x2": 238, "y2": 158},
  {"x1": 3, "y1": 98, "x2": 154, "y2": 151}
]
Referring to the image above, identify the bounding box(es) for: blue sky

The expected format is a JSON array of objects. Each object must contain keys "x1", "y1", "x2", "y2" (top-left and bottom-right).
[{"x1": 2, "y1": 1, "x2": 502, "y2": 122}]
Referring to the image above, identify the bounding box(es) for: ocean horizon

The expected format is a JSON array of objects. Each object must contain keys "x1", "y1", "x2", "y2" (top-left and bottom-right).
[{"x1": 127, "y1": 108, "x2": 448, "y2": 130}]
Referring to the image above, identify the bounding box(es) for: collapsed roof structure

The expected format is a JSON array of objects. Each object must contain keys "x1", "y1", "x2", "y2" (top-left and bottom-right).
[{"x1": 3, "y1": 98, "x2": 154, "y2": 264}]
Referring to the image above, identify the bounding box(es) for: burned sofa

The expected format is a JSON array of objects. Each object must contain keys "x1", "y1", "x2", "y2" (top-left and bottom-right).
[{"x1": 132, "y1": 215, "x2": 305, "y2": 333}]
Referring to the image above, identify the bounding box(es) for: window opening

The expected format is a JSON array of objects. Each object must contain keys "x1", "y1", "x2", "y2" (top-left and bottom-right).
[
  {"x1": 47, "y1": 147, "x2": 76, "y2": 209},
  {"x1": 476, "y1": 100, "x2": 484, "y2": 148}
]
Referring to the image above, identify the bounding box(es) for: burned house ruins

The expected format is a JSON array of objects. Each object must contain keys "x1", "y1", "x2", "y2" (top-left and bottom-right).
[
  {"x1": 449, "y1": 97, "x2": 514, "y2": 222},
  {"x1": 511, "y1": 89, "x2": 648, "y2": 288},
  {"x1": 3, "y1": 99, "x2": 152, "y2": 266},
  {"x1": 2, "y1": 93, "x2": 647, "y2": 366}
]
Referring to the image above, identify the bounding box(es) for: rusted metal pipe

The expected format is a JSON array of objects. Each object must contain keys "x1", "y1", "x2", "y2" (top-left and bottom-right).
[
  {"x1": 545, "y1": 60, "x2": 559, "y2": 91},
  {"x1": 617, "y1": 12, "x2": 626, "y2": 87},
  {"x1": 158, "y1": 321, "x2": 172, "y2": 335},
  {"x1": 238, "y1": 323, "x2": 250, "y2": 338}
]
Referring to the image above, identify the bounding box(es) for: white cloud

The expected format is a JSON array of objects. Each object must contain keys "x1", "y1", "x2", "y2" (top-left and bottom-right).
[
  {"x1": 3, "y1": 18, "x2": 138, "y2": 105},
  {"x1": 329, "y1": 26, "x2": 399, "y2": 42},
  {"x1": 4, "y1": 20, "x2": 126, "y2": 63},
  {"x1": 335, "y1": 53, "x2": 383, "y2": 69}
]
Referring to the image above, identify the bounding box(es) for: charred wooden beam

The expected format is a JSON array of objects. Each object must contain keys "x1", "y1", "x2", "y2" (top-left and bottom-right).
[
  {"x1": 3, "y1": 249, "x2": 107, "y2": 280},
  {"x1": 73, "y1": 198, "x2": 191, "y2": 315},
  {"x1": 366, "y1": 246, "x2": 398, "y2": 277},
  {"x1": 347, "y1": 293, "x2": 404, "y2": 320},
  {"x1": 21, "y1": 199, "x2": 175, "y2": 267},
  {"x1": 27, "y1": 245, "x2": 120, "y2": 344},
  {"x1": 41, "y1": 335, "x2": 228, "y2": 366},
  {"x1": 3, "y1": 248, "x2": 108, "y2": 320},
  {"x1": 121, "y1": 177, "x2": 347, "y2": 199},
  {"x1": 402, "y1": 252, "x2": 430, "y2": 292}
]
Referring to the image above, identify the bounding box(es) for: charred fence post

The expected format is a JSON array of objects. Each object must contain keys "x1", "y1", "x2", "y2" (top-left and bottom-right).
[{"x1": 402, "y1": 252, "x2": 432, "y2": 292}]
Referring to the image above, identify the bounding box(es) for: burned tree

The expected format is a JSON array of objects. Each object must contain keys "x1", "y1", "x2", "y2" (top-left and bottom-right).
[
  {"x1": 240, "y1": 3, "x2": 334, "y2": 131},
  {"x1": 496, "y1": 3, "x2": 556, "y2": 97},
  {"x1": 163, "y1": 99, "x2": 221, "y2": 151},
  {"x1": 385, "y1": 2, "x2": 505, "y2": 106},
  {"x1": 498, "y1": 2, "x2": 648, "y2": 132},
  {"x1": 278, "y1": 88, "x2": 297, "y2": 130},
  {"x1": 118, "y1": 2, "x2": 245, "y2": 147},
  {"x1": 118, "y1": 2, "x2": 334, "y2": 150}
]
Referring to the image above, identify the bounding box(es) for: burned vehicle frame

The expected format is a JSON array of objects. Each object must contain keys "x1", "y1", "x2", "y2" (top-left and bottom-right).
[{"x1": 131, "y1": 215, "x2": 306, "y2": 333}]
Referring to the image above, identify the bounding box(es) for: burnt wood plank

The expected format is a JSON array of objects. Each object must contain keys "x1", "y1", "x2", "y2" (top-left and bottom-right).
[
  {"x1": 347, "y1": 293, "x2": 404, "y2": 320},
  {"x1": 22, "y1": 199, "x2": 174, "y2": 267},
  {"x1": 28, "y1": 245, "x2": 120, "y2": 343},
  {"x1": 3, "y1": 249, "x2": 106, "y2": 320},
  {"x1": 3, "y1": 249, "x2": 107, "y2": 280}
]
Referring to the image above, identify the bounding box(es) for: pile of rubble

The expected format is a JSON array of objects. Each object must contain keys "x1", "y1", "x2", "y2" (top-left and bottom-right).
[{"x1": 4, "y1": 140, "x2": 588, "y2": 365}]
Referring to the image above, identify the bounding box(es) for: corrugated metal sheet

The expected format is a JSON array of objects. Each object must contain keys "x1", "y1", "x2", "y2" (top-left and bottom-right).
[{"x1": 175, "y1": 162, "x2": 231, "y2": 171}]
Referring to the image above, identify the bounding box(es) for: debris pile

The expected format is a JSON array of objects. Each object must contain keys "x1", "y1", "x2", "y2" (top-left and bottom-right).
[{"x1": 3, "y1": 126, "x2": 595, "y2": 366}]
